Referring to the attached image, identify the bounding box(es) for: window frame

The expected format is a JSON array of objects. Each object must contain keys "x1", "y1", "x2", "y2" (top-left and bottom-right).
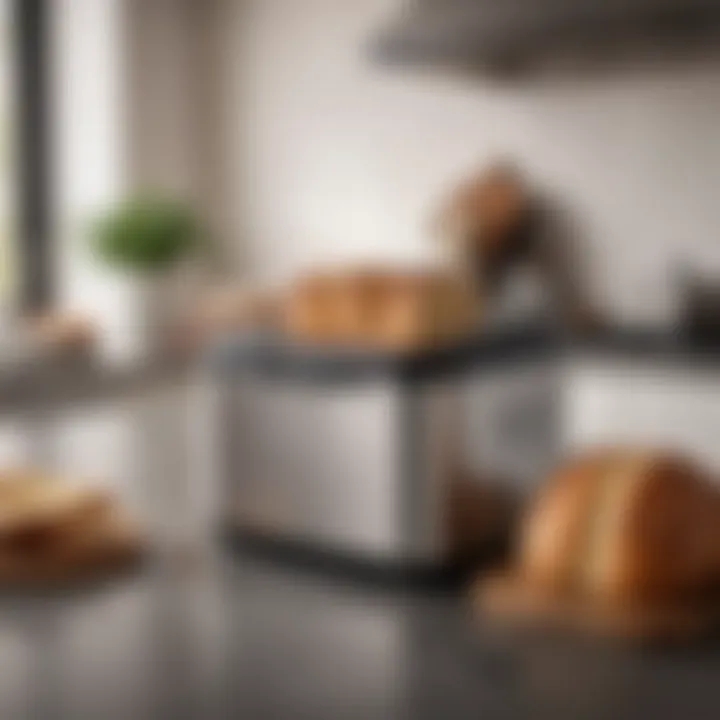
[{"x1": 14, "y1": 0, "x2": 52, "y2": 313}]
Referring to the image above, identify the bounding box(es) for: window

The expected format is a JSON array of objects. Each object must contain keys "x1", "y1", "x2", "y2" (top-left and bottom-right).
[{"x1": 0, "y1": 0, "x2": 18, "y2": 312}]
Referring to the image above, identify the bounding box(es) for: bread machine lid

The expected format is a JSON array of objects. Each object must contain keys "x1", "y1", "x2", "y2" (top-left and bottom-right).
[{"x1": 207, "y1": 325, "x2": 557, "y2": 385}]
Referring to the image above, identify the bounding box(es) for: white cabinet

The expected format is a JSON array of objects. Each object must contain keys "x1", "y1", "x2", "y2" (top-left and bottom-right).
[
  {"x1": 461, "y1": 360, "x2": 563, "y2": 492},
  {"x1": 562, "y1": 359, "x2": 720, "y2": 471}
]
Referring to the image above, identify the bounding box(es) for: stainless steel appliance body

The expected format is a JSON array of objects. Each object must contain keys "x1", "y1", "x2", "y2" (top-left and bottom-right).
[{"x1": 212, "y1": 330, "x2": 559, "y2": 568}]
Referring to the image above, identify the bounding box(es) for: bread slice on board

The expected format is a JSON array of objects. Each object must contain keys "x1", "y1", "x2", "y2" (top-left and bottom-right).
[{"x1": 0, "y1": 471, "x2": 143, "y2": 588}]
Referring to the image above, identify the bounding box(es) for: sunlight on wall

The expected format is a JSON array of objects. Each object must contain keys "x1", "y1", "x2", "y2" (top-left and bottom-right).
[
  {"x1": 52, "y1": 0, "x2": 142, "y2": 363},
  {"x1": 0, "y1": 0, "x2": 16, "y2": 313}
]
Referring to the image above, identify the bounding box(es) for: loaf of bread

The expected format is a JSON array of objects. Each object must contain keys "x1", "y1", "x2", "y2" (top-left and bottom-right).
[
  {"x1": 284, "y1": 268, "x2": 480, "y2": 351},
  {"x1": 518, "y1": 449, "x2": 720, "y2": 606},
  {"x1": 0, "y1": 472, "x2": 111, "y2": 536},
  {"x1": 0, "y1": 471, "x2": 142, "y2": 587},
  {"x1": 26, "y1": 313, "x2": 97, "y2": 356}
]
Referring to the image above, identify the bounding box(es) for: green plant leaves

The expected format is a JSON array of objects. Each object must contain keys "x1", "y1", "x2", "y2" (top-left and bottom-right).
[{"x1": 91, "y1": 198, "x2": 198, "y2": 274}]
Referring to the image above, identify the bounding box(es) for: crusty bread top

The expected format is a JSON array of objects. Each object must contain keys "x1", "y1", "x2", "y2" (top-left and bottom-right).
[
  {"x1": 519, "y1": 449, "x2": 720, "y2": 605},
  {"x1": 283, "y1": 268, "x2": 480, "y2": 350},
  {"x1": 519, "y1": 449, "x2": 616, "y2": 593}
]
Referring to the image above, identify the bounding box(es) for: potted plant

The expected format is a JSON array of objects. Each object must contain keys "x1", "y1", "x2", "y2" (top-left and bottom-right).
[{"x1": 91, "y1": 197, "x2": 200, "y2": 358}]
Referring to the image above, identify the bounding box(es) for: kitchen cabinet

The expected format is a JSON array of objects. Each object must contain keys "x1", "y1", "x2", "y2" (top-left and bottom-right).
[
  {"x1": 562, "y1": 359, "x2": 720, "y2": 470},
  {"x1": 461, "y1": 359, "x2": 562, "y2": 492}
]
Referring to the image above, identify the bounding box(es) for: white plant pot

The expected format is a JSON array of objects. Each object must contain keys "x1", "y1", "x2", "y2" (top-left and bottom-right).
[{"x1": 137, "y1": 271, "x2": 185, "y2": 361}]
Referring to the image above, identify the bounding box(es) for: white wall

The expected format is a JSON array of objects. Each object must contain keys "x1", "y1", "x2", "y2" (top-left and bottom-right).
[
  {"x1": 228, "y1": 0, "x2": 720, "y2": 324},
  {"x1": 51, "y1": 0, "x2": 232, "y2": 362},
  {"x1": 563, "y1": 361, "x2": 720, "y2": 470},
  {"x1": 132, "y1": 0, "x2": 236, "y2": 248},
  {"x1": 51, "y1": 0, "x2": 139, "y2": 362}
]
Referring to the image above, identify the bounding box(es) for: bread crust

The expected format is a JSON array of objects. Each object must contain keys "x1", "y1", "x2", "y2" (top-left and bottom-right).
[
  {"x1": 283, "y1": 269, "x2": 479, "y2": 351},
  {"x1": 518, "y1": 449, "x2": 720, "y2": 606},
  {"x1": 600, "y1": 455, "x2": 720, "y2": 605},
  {"x1": 519, "y1": 449, "x2": 618, "y2": 593},
  {"x1": 0, "y1": 472, "x2": 142, "y2": 587}
]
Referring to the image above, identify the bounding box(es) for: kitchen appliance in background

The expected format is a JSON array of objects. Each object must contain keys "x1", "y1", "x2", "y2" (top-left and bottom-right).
[
  {"x1": 682, "y1": 272, "x2": 720, "y2": 347},
  {"x1": 212, "y1": 328, "x2": 557, "y2": 576}
]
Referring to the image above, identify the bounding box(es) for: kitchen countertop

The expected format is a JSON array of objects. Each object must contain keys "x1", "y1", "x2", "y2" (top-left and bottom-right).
[
  {"x1": 0, "y1": 355, "x2": 190, "y2": 416},
  {"x1": 0, "y1": 383, "x2": 718, "y2": 719},
  {"x1": 3, "y1": 545, "x2": 720, "y2": 720}
]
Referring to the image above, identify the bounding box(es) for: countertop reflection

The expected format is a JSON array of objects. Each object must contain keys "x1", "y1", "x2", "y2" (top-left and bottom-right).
[{"x1": 0, "y1": 382, "x2": 718, "y2": 720}]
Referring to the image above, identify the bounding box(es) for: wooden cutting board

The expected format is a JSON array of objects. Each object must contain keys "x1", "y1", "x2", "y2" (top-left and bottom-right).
[
  {"x1": 0, "y1": 513, "x2": 143, "y2": 589},
  {"x1": 475, "y1": 573, "x2": 720, "y2": 643}
]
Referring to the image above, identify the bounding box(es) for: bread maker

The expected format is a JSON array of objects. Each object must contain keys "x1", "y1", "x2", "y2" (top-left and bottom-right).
[{"x1": 208, "y1": 326, "x2": 560, "y2": 575}]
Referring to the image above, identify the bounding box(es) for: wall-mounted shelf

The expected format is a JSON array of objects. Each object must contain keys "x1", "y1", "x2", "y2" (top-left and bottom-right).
[{"x1": 370, "y1": 0, "x2": 720, "y2": 75}]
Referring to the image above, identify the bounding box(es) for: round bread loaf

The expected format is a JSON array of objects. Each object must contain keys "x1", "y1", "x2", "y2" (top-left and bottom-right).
[{"x1": 519, "y1": 449, "x2": 720, "y2": 606}]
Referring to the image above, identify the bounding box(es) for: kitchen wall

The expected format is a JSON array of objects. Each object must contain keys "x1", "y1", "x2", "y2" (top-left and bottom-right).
[
  {"x1": 51, "y1": 0, "x2": 134, "y2": 360},
  {"x1": 564, "y1": 360, "x2": 720, "y2": 468},
  {"x1": 227, "y1": 0, "x2": 720, "y2": 326},
  {"x1": 125, "y1": 0, "x2": 234, "y2": 250},
  {"x1": 51, "y1": 0, "x2": 235, "y2": 361}
]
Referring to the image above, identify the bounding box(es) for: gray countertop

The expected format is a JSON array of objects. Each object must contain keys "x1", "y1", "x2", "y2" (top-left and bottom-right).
[{"x1": 2, "y1": 547, "x2": 720, "y2": 720}]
